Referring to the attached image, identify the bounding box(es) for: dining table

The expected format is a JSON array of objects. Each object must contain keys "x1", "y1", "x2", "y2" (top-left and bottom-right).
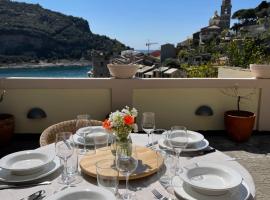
[{"x1": 0, "y1": 133, "x2": 256, "y2": 200}]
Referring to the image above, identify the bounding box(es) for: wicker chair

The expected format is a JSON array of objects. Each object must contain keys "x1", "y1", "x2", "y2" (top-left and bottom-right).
[{"x1": 39, "y1": 119, "x2": 103, "y2": 146}]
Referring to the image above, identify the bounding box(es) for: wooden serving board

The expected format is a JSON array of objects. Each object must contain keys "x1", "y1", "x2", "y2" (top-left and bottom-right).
[{"x1": 79, "y1": 145, "x2": 164, "y2": 180}]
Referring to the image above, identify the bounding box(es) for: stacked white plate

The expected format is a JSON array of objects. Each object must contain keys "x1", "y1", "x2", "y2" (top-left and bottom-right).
[
  {"x1": 73, "y1": 126, "x2": 109, "y2": 146},
  {"x1": 158, "y1": 130, "x2": 209, "y2": 152},
  {"x1": 173, "y1": 162, "x2": 250, "y2": 200},
  {"x1": 0, "y1": 148, "x2": 60, "y2": 183}
]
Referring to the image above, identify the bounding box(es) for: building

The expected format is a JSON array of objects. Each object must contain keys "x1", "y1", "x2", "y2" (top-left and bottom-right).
[
  {"x1": 160, "y1": 43, "x2": 176, "y2": 63},
  {"x1": 194, "y1": 0, "x2": 232, "y2": 44},
  {"x1": 91, "y1": 50, "x2": 110, "y2": 77}
]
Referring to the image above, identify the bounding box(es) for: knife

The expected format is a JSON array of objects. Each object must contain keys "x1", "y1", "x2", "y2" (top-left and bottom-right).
[
  {"x1": 0, "y1": 181, "x2": 51, "y2": 190},
  {"x1": 19, "y1": 190, "x2": 46, "y2": 200}
]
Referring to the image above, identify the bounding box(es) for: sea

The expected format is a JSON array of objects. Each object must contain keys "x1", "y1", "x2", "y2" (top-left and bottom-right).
[
  {"x1": 0, "y1": 50, "x2": 153, "y2": 78},
  {"x1": 0, "y1": 65, "x2": 92, "y2": 78}
]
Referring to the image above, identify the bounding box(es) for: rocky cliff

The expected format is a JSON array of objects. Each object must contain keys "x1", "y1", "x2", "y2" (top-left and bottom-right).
[{"x1": 0, "y1": 0, "x2": 128, "y2": 63}]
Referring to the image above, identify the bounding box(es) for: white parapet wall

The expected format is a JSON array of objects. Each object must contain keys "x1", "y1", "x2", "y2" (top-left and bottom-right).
[{"x1": 0, "y1": 77, "x2": 269, "y2": 133}]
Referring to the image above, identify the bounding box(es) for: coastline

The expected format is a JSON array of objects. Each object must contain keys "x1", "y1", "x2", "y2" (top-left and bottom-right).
[{"x1": 0, "y1": 60, "x2": 92, "y2": 69}]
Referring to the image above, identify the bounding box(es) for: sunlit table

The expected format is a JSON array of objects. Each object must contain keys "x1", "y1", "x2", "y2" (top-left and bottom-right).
[{"x1": 0, "y1": 134, "x2": 255, "y2": 200}]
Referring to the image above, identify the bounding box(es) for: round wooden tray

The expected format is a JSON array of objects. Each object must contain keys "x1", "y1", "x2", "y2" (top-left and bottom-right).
[{"x1": 79, "y1": 145, "x2": 164, "y2": 180}]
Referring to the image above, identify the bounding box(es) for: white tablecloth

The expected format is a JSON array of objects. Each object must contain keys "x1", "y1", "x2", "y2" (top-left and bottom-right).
[{"x1": 0, "y1": 134, "x2": 255, "y2": 200}]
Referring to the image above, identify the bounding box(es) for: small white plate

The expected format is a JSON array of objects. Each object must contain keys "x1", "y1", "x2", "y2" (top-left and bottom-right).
[
  {"x1": 73, "y1": 133, "x2": 108, "y2": 146},
  {"x1": 76, "y1": 126, "x2": 106, "y2": 137},
  {"x1": 46, "y1": 186, "x2": 116, "y2": 200},
  {"x1": 180, "y1": 163, "x2": 243, "y2": 195},
  {"x1": 0, "y1": 150, "x2": 55, "y2": 175},
  {"x1": 158, "y1": 138, "x2": 209, "y2": 152},
  {"x1": 168, "y1": 130, "x2": 204, "y2": 146},
  {"x1": 0, "y1": 158, "x2": 61, "y2": 183},
  {"x1": 172, "y1": 176, "x2": 250, "y2": 200}
]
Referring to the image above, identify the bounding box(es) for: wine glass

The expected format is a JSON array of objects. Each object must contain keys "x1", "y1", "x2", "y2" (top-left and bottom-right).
[
  {"x1": 116, "y1": 143, "x2": 138, "y2": 200},
  {"x1": 141, "y1": 112, "x2": 155, "y2": 146},
  {"x1": 76, "y1": 114, "x2": 91, "y2": 155},
  {"x1": 55, "y1": 132, "x2": 74, "y2": 185},
  {"x1": 167, "y1": 126, "x2": 188, "y2": 174}
]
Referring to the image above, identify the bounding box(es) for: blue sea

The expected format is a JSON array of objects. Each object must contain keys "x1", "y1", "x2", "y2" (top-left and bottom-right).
[{"x1": 0, "y1": 65, "x2": 92, "y2": 78}]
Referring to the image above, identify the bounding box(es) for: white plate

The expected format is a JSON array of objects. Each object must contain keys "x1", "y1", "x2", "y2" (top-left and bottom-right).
[
  {"x1": 0, "y1": 158, "x2": 61, "y2": 183},
  {"x1": 76, "y1": 126, "x2": 106, "y2": 137},
  {"x1": 45, "y1": 186, "x2": 116, "y2": 200},
  {"x1": 172, "y1": 176, "x2": 250, "y2": 200},
  {"x1": 0, "y1": 150, "x2": 55, "y2": 175},
  {"x1": 180, "y1": 163, "x2": 243, "y2": 195},
  {"x1": 158, "y1": 138, "x2": 209, "y2": 152},
  {"x1": 167, "y1": 130, "x2": 204, "y2": 146},
  {"x1": 73, "y1": 133, "x2": 108, "y2": 146}
]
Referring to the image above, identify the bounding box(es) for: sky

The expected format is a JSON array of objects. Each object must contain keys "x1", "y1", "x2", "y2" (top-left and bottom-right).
[{"x1": 16, "y1": 0, "x2": 264, "y2": 50}]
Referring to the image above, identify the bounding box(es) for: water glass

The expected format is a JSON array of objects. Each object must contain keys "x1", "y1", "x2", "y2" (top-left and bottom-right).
[
  {"x1": 96, "y1": 159, "x2": 119, "y2": 194},
  {"x1": 116, "y1": 143, "x2": 138, "y2": 200},
  {"x1": 167, "y1": 126, "x2": 188, "y2": 174},
  {"x1": 76, "y1": 114, "x2": 91, "y2": 155},
  {"x1": 141, "y1": 112, "x2": 155, "y2": 146},
  {"x1": 157, "y1": 149, "x2": 177, "y2": 187},
  {"x1": 55, "y1": 132, "x2": 74, "y2": 185},
  {"x1": 94, "y1": 133, "x2": 109, "y2": 151}
]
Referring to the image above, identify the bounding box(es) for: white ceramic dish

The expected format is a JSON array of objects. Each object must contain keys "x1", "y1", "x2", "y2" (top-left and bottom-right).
[
  {"x1": 0, "y1": 150, "x2": 55, "y2": 175},
  {"x1": 158, "y1": 138, "x2": 209, "y2": 152},
  {"x1": 0, "y1": 158, "x2": 61, "y2": 183},
  {"x1": 167, "y1": 130, "x2": 204, "y2": 146},
  {"x1": 180, "y1": 163, "x2": 243, "y2": 195},
  {"x1": 73, "y1": 133, "x2": 108, "y2": 146},
  {"x1": 45, "y1": 186, "x2": 116, "y2": 200},
  {"x1": 172, "y1": 176, "x2": 250, "y2": 200},
  {"x1": 76, "y1": 126, "x2": 105, "y2": 137}
]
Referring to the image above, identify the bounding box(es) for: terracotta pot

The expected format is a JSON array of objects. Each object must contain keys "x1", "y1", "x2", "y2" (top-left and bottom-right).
[
  {"x1": 0, "y1": 114, "x2": 15, "y2": 146},
  {"x1": 224, "y1": 110, "x2": 255, "y2": 142}
]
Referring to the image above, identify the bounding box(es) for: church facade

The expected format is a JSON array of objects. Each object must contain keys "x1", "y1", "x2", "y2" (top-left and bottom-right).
[{"x1": 199, "y1": 0, "x2": 232, "y2": 44}]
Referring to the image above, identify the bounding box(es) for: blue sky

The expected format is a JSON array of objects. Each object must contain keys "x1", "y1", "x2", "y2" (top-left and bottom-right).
[{"x1": 16, "y1": 0, "x2": 263, "y2": 49}]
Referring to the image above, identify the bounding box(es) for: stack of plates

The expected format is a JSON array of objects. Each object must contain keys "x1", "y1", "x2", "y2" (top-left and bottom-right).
[
  {"x1": 0, "y1": 149, "x2": 60, "y2": 183},
  {"x1": 73, "y1": 126, "x2": 109, "y2": 146},
  {"x1": 173, "y1": 162, "x2": 250, "y2": 200},
  {"x1": 158, "y1": 130, "x2": 209, "y2": 152}
]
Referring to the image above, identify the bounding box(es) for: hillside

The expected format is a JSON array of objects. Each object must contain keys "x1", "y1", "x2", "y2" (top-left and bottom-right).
[{"x1": 0, "y1": 0, "x2": 128, "y2": 64}]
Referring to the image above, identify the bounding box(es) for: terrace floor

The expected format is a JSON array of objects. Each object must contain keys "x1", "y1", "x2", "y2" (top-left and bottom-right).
[{"x1": 0, "y1": 132, "x2": 269, "y2": 199}]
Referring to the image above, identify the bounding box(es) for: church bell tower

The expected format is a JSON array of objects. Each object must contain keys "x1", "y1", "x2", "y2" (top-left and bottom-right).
[{"x1": 220, "y1": 0, "x2": 232, "y2": 29}]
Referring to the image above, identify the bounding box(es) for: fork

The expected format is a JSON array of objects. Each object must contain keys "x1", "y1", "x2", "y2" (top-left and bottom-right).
[{"x1": 152, "y1": 189, "x2": 168, "y2": 200}]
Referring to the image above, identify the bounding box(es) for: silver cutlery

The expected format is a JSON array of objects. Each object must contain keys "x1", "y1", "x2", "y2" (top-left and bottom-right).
[
  {"x1": 0, "y1": 181, "x2": 51, "y2": 190},
  {"x1": 146, "y1": 141, "x2": 158, "y2": 147},
  {"x1": 20, "y1": 190, "x2": 46, "y2": 200},
  {"x1": 152, "y1": 189, "x2": 168, "y2": 200}
]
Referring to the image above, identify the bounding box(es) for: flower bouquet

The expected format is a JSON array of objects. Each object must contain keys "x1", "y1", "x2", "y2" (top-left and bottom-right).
[{"x1": 103, "y1": 106, "x2": 138, "y2": 156}]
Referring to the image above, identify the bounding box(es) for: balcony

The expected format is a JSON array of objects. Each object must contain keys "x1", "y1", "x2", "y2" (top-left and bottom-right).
[
  {"x1": 0, "y1": 77, "x2": 270, "y2": 199},
  {"x1": 0, "y1": 77, "x2": 269, "y2": 133}
]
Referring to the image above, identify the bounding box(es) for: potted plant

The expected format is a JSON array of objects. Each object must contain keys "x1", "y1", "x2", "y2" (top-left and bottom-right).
[
  {"x1": 0, "y1": 90, "x2": 15, "y2": 146},
  {"x1": 250, "y1": 62, "x2": 270, "y2": 79},
  {"x1": 222, "y1": 87, "x2": 256, "y2": 142}
]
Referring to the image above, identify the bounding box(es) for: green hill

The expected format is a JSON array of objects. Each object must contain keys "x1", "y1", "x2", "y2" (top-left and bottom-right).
[{"x1": 0, "y1": 0, "x2": 128, "y2": 63}]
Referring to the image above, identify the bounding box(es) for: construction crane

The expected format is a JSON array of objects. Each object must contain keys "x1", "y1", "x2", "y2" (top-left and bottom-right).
[{"x1": 146, "y1": 40, "x2": 158, "y2": 55}]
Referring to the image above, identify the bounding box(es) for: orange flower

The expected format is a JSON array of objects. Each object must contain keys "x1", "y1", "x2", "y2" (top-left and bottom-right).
[
  {"x1": 103, "y1": 119, "x2": 111, "y2": 130},
  {"x1": 124, "y1": 115, "x2": 134, "y2": 125}
]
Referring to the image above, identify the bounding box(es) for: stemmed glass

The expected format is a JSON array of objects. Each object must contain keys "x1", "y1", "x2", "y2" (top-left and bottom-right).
[
  {"x1": 55, "y1": 132, "x2": 74, "y2": 185},
  {"x1": 141, "y1": 112, "x2": 155, "y2": 146},
  {"x1": 116, "y1": 144, "x2": 138, "y2": 200},
  {"x1": 76, "y1": 114, "x2": 91, "y2": 155},
  {"x1": 167, "y1": 126, "x2": 188, "y2": 174}
]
